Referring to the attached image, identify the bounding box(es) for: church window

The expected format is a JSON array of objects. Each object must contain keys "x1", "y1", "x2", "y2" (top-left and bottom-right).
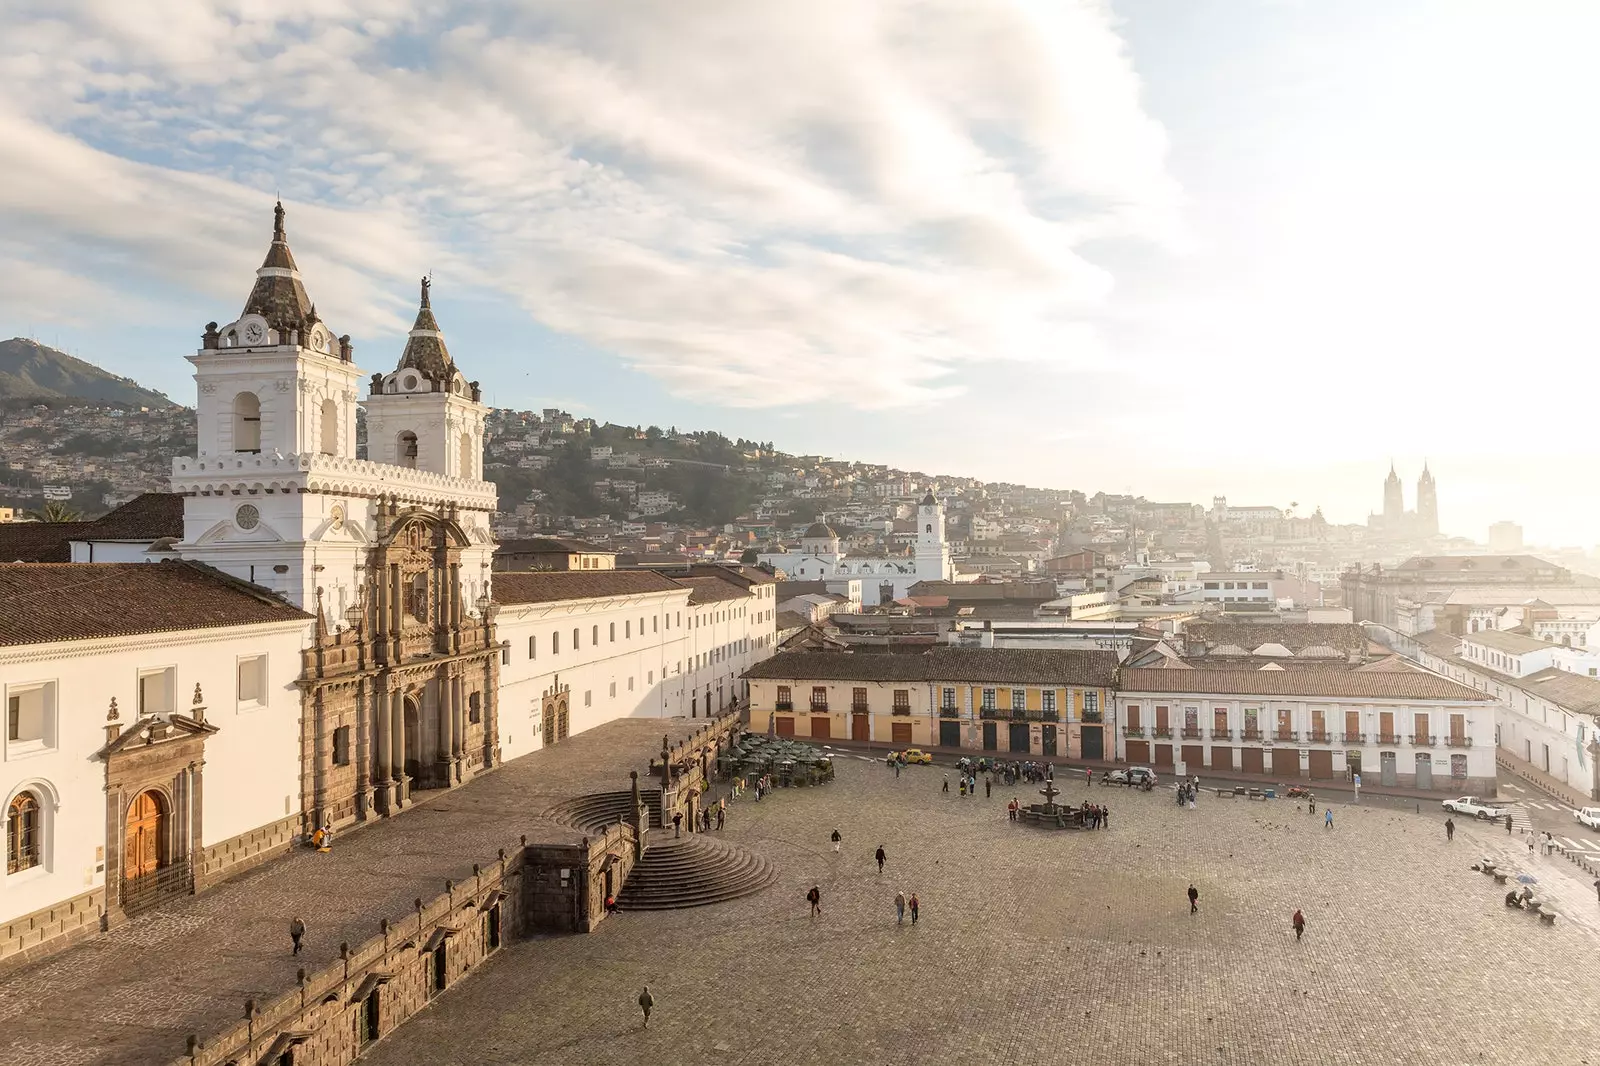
[
  {"x1": 320, "y1": 398, "x2": 339, "y2": 455},
  {"x1": 468, "y1": 693, "x2": 481, "y2": 724},
  {"x1": 592, "y1": 625, "x2": 599, "y2": 645},
  {"x1": 458, "y1": 432, "x2": 473, "y2": 478},
  {"x1": 609, "y1": 623, "x2": 615, "y2": 642},
  {"x1": 7, "y1": 683, "x2": 54, "y2": 752},
  {"x1": 625, "y1": 621, "x2": 631, "y2": 638},
  {"x1": 398, "y1": 431, "x2": 419, "y2": 469},
  {"x1": 233, "y1": 392, "x2": 262, "y2": 453},
  {"x1": 528, "y1": 636, "x2": 536, "y2": 659},
  {"x1": 404, "y1": 573, "x2": 429, "y2": 622},
  {"x1": 138, "y1": 669, "x2": 174, "y2": 717},
  {"x1": 8, "y1": 792, "x2": 41, "y2": 874},
  {"x1": 572, "y1": 627, "x2": 580, "y2": 649},
  {"x1": 237, "y1": 655, "x2": 267, "y2": 706},
  {"x1": 332, "y1": 726, "x2": 351, "y2": 766},
  {"x1": 926, "y1": 524, "x2": 932, "y2": 533},
  {"x1": 609, "y1": 682, "x2": 617, "y2": 698}
]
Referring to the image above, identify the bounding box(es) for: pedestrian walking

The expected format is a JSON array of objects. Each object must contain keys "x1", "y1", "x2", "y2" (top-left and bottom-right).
[
  {"x1": 1445, "y1": 817, "x2": 1455, "y2": 842},
  {"x1": 289, "y1": 916, "x2": 306, "y2": 956},
  {"x1": 894, "y1": 761, "x2": 901, "y2": 778},
  {"x1": 807, "y1": 885, "x2": 822, "y2": 917},
  {"x1": 985, "y1": 776, "x2": 992, "y2": 798},
  {"x1": 1292, "y1": 908, "x2": 1306, "y2": 942},
  {"x1": 1102, "y1": 805, "x2": 1110, "y2": 830},
  {"x1": 1187, "y1": 884, "x2": 1199, "y2": 915},
  {"x1": 716, "y1": 807, "x2": 724, "y2": 831},
  {"x1": 1309, "y1": 795, "x2": 1316, "y2": 814},
  {"x1": 831, "y1": 828, "x2": 842, "y2": 853},
  {"x1": 943, "y1": 775, "x2": 949, "y2": 793},
  {"x1": 1324, "y1": 808, "x2": 1333, "y2": 829},
  {"x1": 895, "y1": 890, "x2": 907, "y2": 924},
  {"x1": 909, "y1": 892, "x2": 919, "y2": 924},
  {"x1": 959, "y1": 778, "x2": 967, "y2": 797},
  {"x1": 876, "y1": 846, "x2": 886, "y2": 874},
  {"x1": 1085, "y1": 767, "x2": 1093, "y2": 788},
  {"x1": 673, "y1": 811, "x2": 683, "y2": 838},
  {"x1": 1505, "y1": 812, "x2": 1514, "y2": 833},
  {"x1": 638, "y1": 986, "x2": 654, "y2": 1028},
  {"x1": 1593, "y1": 878, "x2": 1600, "y2": 903}
]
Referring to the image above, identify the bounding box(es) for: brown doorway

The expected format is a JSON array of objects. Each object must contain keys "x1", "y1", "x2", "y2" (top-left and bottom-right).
[
  {"x1": 891, "y1": 721, "x2": 913, "y2": 744},
  {"x1": 125, "y1": 789, "x2": 165, "y2": 879},
  {"x1": 811, "y1": 717, "x2": 831, "y2": 739},
  {"x1": 1181, "y1": 744, "x2": 1204, "y2": 769},
  {"x1": 1240, "y1": 747, "x2": 1265, "y2": 774},
  {"x1": 1125, "y1": 740, "x2": 1150, "y2": 764},
  {"x1": 1211, "y1": 746, "x2": 1234, "y2": 771},
  {"x1": 1307, "y1": 750, "x2": 1335, "y2": 779},
  {"x1": 851, "y1": 714, "x2": 870, "y2": 742},
  {"x1": 1270, "y1": 747, "x2": 1299, "y2": 778},
  {"x1": 775, "y1": 716, "x2": 795, "y2": 737},
  {"x1": 1153, "y1": 744, "x2": 1174, "y2": 767}
]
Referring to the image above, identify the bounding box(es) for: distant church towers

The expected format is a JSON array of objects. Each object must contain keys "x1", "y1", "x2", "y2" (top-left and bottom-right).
[
  {"x1": 1416, "y1": 462, "x2": 1439, "y2": 538},
  {"x1": 1373, "y1": 462, "x2": 1440, "y2": 540}
]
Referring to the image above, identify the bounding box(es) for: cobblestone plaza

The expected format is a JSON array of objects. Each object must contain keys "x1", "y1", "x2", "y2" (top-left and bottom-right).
[{"x1": 362, "y1": 756, "x2": 1600, "y2": 1066}]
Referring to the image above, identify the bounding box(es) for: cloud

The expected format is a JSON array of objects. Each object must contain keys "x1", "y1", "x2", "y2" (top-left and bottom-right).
[{"x1": 0, "y1": 0, "x2": 1179, "y2": 408}]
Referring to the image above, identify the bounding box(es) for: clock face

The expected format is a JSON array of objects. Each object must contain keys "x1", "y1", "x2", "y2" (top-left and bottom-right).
[{"x1": 243, "y1": 322, "x2": 265, "y2": 344}]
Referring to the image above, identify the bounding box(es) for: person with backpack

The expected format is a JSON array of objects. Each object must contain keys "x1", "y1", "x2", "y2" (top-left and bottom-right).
[
  {"x1": 1187, "y1": 883, "x2": 1199, "y2": 915},
  {"x1": 1292, "y1": 908, "x2": 1306, "y2": 941},
  {"x1": 807, "y1": 885, "x2": 822, "y2": 917},
  {"x1": 875, "y1": 845, "x2": 886, "y2": 874},
  {"x1": 831, "y1": 827, "x2": 842, "y2": 853}
]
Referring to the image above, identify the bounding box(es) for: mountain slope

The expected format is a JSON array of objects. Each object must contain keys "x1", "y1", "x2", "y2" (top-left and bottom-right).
[{"x1": 0, "y1": 338, "x2": 175, "y2": 408}]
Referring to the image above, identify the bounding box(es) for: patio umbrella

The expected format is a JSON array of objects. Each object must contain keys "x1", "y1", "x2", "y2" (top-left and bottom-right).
[{"x1": 1516, "y1": 873, "x2": 1539, "y2": 884}]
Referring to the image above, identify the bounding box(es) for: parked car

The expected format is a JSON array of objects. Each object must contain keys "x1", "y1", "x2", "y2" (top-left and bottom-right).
[
  {"x1": 1104, "y1": 766, "x2": 1157, "y2": 786},
  {"x1": 1442, "y1": 796, "x2": 1507, "y2": 819},
  {"x1": 1575, "y1": 807, "x2": 1600, "y2": 830},
  {"x1": 885, "y1": 749, "x2": 933, "y2": 765}
]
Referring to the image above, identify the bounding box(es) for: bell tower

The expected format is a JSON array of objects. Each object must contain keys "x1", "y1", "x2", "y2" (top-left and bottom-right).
[
  {"x1": 363, "y1": 278, "x2": 488, "y2": 480},
  {"x1": 190, "y1": 202, "x2": 362, "y2": 460},
  {"x1": 915, "y1": 488, "x2": 951, "y2": 580}
]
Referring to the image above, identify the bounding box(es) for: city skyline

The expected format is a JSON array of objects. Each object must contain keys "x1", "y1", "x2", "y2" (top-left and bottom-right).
[{"x1": 3, "y1": 1, "x2": 1598, "y2": 543}]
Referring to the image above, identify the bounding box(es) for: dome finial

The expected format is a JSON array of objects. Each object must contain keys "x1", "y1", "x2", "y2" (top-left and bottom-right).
[
  {"x1": 420, "y1": 274, "x2": 431, "y2": 309},
  {"x1": 273, "y1": 200, "x2": 286, "y2": 241}
]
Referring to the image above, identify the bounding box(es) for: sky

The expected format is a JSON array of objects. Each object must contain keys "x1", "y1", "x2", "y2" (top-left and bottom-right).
[{"x1": 3, "y1": 1, "x2": 1599, "y2": 545}]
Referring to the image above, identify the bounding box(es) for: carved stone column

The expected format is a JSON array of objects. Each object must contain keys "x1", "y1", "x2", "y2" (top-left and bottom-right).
[
  {"x1": 439, "y1": 667, "x2": 456, "y2": 783},
  {"x1": 354, "y1": 678, "x2": 372, "y2": 821},
  {"x1": 375, "y1": 682, "x2": 393, "y2": 813},
  {"x1": 392, "y1": 685, "x2": 409, "y2": 806}
]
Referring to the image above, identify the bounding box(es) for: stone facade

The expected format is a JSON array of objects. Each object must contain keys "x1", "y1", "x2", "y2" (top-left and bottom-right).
[{"x1": 0, "y1": 888, "x2": 104, "y2": 974}]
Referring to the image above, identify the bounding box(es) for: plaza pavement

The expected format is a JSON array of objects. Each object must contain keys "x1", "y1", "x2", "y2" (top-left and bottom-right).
[
  {"x1": 0, "y1": 719, "x2": 706, "y2": 1066},
  {"x1": 360, "y1": 754, "x2": 1600, "y2": 1066}
]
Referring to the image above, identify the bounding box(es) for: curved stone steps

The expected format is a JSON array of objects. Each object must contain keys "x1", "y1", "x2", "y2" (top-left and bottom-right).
[
  {"x1": 617, "y1": 836, "x2": 775, "y2": 910},
  {"x1": 545, "y1": 790, "x2": 663, "y2": 833}
]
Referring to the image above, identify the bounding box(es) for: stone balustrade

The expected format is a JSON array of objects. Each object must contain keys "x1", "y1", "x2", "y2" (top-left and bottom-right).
[{"x1": 171, "y1": 452, "x2": 499, "y2": 510}]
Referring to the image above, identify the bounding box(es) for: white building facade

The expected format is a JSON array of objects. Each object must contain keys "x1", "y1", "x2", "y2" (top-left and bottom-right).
[{"x1": 757, "y1": 490, "x2": 953, "y2": 606}]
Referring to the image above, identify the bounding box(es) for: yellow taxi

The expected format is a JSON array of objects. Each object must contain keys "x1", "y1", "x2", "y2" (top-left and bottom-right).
[{"x1": 891, "y1": 748, "x2": 933, "y2": 765}]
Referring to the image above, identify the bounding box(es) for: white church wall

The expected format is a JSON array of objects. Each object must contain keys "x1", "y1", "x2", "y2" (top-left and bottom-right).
[{"x1": 0, "y1": 619, "x2": 312, "y2": 927}]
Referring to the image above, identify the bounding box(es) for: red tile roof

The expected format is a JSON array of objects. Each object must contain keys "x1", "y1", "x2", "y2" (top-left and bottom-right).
[
  {"x1": 493, "y1": 570, "x2": 685, "y2": 605},
  {"x1": 1118, "y1": 668, "x2": 1492, "y2": 701},
  {"x1": 674, "y1": 575, "x2": 749, "y2": 605},
  {"x1": 0, "y1": 562, "x2": 310, "y2": 646}
]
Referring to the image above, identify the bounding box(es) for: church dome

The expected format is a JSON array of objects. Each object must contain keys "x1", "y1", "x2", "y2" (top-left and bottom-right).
[
  {"x1": 802, "y1": 522, "x2": 837, "y2": 539},
  {"x1": 920, "y1": 488, "x2": 937, "y2": 506},
  {"x1": 395, "y1": 277, "x2": 456, "y2": 386},
  {"x1": 238, "y1": 202, "x2": 322, "y2": 338}
]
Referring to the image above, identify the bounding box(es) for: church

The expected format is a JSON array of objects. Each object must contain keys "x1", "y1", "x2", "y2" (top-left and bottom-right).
[
  {"x1": 0, "y1": 204, "x2": 776, "y2": 969},
  {"x1": 756, "y1": 491, "x2": 954, "y2": 606},
  {"x1": 1367, "y1": 463, "x2": 1440, "y2": 541}
]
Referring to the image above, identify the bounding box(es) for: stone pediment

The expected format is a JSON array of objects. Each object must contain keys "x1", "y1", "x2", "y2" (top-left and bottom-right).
[
  {"x1": 195, "y1": 517, "x2": 285, "y2": 545},
  {"x1": 99, "y1": 713, "x2": 217, "y2": 760}
]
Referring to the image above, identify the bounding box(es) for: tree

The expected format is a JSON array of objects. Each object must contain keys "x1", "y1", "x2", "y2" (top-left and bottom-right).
[
  {"x1": 739, "y1": 548, "x2": 758, "y2": 565},
  {"x1": 26, "y1": 501, "x2": 82, "y2": 523}
]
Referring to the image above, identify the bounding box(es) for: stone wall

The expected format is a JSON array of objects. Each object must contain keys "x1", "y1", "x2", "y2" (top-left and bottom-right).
[
  {"x1": 524, "y1": 822, "x2": 638, "y2": 934},
  {"x1": 169, "y1": 849, "x2": 522, "y2": 1066},
  {"x1": 653, "y1": 711, "x2": 742, "y2": 828},
  {"x1": 0, "y1": 887, "x2": 104, "y2": 975},
  {"x1": 196, "y1": 812, "x2": 300, "y2": 890}
]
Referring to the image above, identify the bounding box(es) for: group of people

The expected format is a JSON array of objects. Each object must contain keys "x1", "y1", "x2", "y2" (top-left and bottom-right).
[
  {"x1": 803, "y1": 843, "x2": 922, "y2": 926},
  {"x1": 944, "y1": 772, "x2": 985, "y2": 797},
  {"x1": 1175, "y1": 779, "x2": 1200, "y2": 809}
]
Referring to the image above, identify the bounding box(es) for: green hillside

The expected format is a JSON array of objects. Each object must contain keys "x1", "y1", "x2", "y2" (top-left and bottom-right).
[{"x1": 0, "y1": 338, "x2": 176, "y2": 408}]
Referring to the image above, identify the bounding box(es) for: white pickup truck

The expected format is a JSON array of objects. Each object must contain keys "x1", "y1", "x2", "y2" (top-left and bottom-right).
[{"x1": 1442, "y1": 796, "x2": 1507, "y2": 820}]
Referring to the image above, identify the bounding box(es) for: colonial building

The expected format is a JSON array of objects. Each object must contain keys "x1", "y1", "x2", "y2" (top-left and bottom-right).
[
  {"x1": 1, "y1": 203, "x2": 780, "y2": 971},
  {"x1": 1341, "y1": 554, "x2": 1586, "y2": 632},
  {"x1": 756, "y1": 490, "x2": 953, "y2": 606},
  {"x1": 744, "y1": 648, "x2": 1118, "y2": 758},
  {"x1": 1114, "y1": 669, "x2": 1496, "y2": 791}
]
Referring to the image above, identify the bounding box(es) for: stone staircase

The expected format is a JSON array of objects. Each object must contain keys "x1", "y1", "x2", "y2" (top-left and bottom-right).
[
  {"x1": 546, "y1": 790, "x2": 664, "y2": 832},
  {"x1": 617, "y1": 835, "x2": 776, "y2": 910}
]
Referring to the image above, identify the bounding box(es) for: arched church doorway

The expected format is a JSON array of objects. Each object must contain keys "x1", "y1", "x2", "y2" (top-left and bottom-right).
[
  {"x1": 125, "y1": 789, "x2": 166, "y2": 879},
  {"x1": 403, "y1": 695, "x2": 422, "y2": 782}
]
